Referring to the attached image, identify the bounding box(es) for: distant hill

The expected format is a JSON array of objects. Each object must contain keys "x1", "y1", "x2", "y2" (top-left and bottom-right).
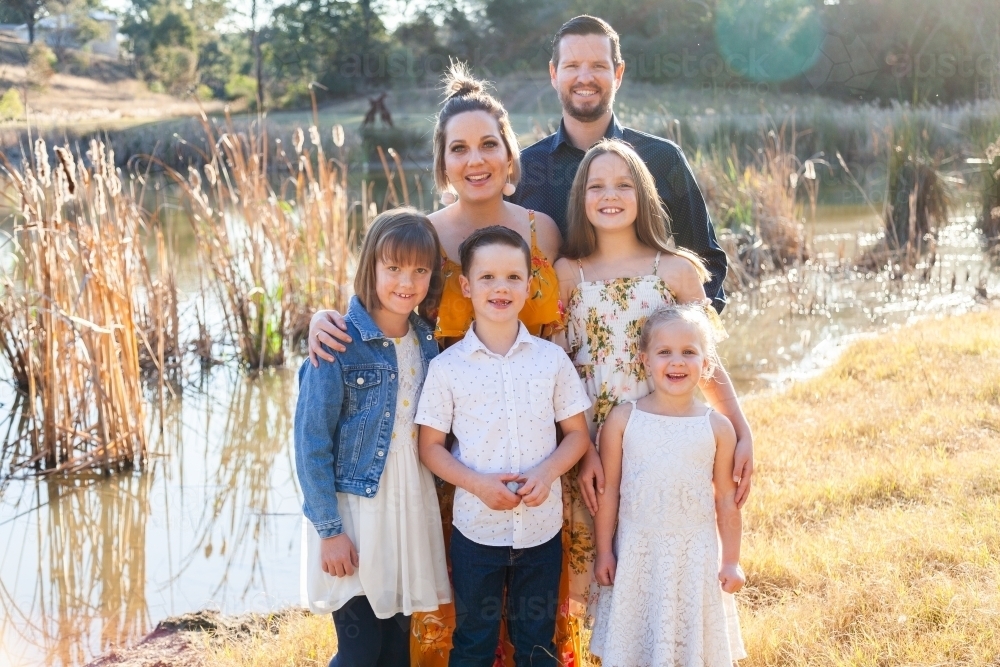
[{"x1": 0, "y1": 35, "x2": 223, "y2": 130}]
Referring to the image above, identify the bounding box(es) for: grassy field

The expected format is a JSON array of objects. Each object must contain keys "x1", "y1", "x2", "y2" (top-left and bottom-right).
[{"x1": 190, "y1": 310, "x2": 1000, "y2": 666}]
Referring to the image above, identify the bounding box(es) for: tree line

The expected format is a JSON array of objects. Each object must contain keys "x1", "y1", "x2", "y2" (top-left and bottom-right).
[{"x1": 3, "y1": 0, "x2": 999, "y2": 106}]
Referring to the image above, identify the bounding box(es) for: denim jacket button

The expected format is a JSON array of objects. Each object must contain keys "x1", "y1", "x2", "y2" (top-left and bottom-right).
[
  {"x1": 383, "y1": 341, "x2": 389, "y2": 347},
  {"x1": 390, "y1": 373, "x2": 396, "y2": 380},
  {"x1": 426, "y1": 334, "x2": 433, "y2": 341},
  {"x1": 384, "y1": 411, "x2": 390, "y2": 418},
  {"x1": 357, "y1": 377, "x2": 364, "y2": 385},
  {"x1": 365, "y1": 487, "x2": 371, "y2": 494},
  {"x1": 377, "y1": 451, "x2": 384, "y2": 457}
]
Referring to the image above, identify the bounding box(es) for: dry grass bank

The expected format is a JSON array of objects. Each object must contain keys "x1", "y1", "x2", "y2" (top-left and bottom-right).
[
  {"x1": 739, "y1": 309, "x2": 1000, "y2": 665},
  {"x1": 189, "y1": 310, "x2": 1000, "y2": 666}
]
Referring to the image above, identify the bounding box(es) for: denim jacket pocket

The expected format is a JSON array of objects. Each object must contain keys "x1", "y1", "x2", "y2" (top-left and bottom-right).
[{"x1": 343, "y1": 369, "x2": 383, "y2": 414}]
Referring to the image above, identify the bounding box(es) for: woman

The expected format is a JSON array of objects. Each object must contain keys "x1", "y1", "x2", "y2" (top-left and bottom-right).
[{"x1": 308, "y1": 63, "x2": 573, "y2": 667}]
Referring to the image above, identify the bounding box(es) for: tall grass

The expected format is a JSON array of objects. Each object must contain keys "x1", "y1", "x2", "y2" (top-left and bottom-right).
[
  {"x1": 684, "y1": 118, "x2": 822, "y2": 288},
  {"x1": 0, "y1": 138, "x2": 177, "y2": 475},
  {"x1": 163, "y1": 106, "x2": 392, "y2": 369}
]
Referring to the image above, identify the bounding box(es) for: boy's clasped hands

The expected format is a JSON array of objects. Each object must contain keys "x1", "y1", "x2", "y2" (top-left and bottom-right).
[{"x1": 475, "y1": 467, "x2": 555, "y2": 510}]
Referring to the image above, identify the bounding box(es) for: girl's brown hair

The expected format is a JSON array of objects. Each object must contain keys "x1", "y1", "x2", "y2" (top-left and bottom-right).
[
  {"x1": 354, "y1": 208, "x2": 443, "y2": 315},
  {"x1": 432, "y1": 62, "x2": 521, "y2": 193},
  {"x1": 561, "y1": 138, "x2": 709, "y2": 283}
]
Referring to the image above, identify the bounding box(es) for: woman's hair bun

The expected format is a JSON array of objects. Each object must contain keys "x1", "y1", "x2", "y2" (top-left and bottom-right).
[{"x1": 443, "y1": 61, "x2": 483, "y2": 100}]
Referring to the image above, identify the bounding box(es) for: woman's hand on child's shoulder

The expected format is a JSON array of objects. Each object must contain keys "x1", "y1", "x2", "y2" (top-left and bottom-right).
[
  {"x1": 718, "y1": 563, "x2": 745, "y2": 594},
  {"x1": 594, "y1": 551, "x2": 617, "y2": 586},
  {"x1": 308, "y1": 310, "x2": 353, "y2": 365},
  {"x1": 320, "y1": 533, "x2": 359, "y2": 577}
]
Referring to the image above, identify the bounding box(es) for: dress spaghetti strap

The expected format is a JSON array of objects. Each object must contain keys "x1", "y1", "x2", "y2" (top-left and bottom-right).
[
  {"x1": 577, "y1": 259, "x2": 586, "y2": 284},
  {"x1": 652, "y1": 251, "x2": 662, "y2": 274}
]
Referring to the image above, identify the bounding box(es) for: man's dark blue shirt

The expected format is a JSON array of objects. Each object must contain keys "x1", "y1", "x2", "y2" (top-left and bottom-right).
[{"x1": 509, "y1": 114, "x2": 728, "y2": 313}]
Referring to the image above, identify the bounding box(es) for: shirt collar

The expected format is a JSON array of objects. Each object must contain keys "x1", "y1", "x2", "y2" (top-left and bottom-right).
[
  {"x1": 460, "y1": 321, "x2": 536, "y2": 358},
  {"x1": 550, "y1": 113, "x2": 625, "y2": 154}
]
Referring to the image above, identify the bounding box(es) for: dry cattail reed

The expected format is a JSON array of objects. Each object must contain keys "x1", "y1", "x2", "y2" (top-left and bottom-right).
[
  {"x1": 163, "y1": 110, "x2": 376, "y2": 369},
  {"x1": 0, "y1": 139, "x2": 177, "y2": 474}
]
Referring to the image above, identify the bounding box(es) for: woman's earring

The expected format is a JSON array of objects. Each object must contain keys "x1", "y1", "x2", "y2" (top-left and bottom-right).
[
  {"x1": 440, "y1": 189, "x2": 457, "y2": 205},
  {"x1": 502, "y1": 180, "x2": 516, "y2": 197}
]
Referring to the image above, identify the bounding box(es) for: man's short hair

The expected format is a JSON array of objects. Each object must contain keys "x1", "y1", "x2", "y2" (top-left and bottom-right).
[
  {"x1": 458, "y1": 225, "x2": 531, "y2": 277},
  {"x1": 551, "y1": 15, "x2": 623, "y2": 69}
]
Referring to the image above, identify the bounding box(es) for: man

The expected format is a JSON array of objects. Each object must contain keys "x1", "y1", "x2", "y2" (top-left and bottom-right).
[
  {"x1": 509, "y1": 15, "x2": 729, "y2": 314},
  {"x1": 510, "y1": 16, "x2": 751, "y2": 509}
]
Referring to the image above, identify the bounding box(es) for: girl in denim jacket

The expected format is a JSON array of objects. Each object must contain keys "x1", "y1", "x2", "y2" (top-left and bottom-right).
[{"x1": 295, "y1": 208, "x2": 451, "y2": 667}]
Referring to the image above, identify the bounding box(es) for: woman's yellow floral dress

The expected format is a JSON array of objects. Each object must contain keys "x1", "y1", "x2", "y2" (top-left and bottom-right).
[{"x1": 561, "y1": 252, "x2": 726, "y2": 665}]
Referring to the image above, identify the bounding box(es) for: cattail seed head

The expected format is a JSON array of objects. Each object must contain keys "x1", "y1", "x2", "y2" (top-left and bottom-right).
[
  {"x1": 34, "y1": 138, "x2": 51, "y2": 187},
  {"x1": 54, "y1": 146, "x2": 77, "y2": 196}
]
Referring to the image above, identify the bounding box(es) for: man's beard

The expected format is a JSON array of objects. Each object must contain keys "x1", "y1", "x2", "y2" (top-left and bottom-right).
[{"x1": 560, "y1": 85, "x2": 615, "y2": 123}]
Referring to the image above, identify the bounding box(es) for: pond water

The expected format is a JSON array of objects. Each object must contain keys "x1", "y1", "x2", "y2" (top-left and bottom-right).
[{"x1": 0, "y1": 203, "x2": 997, "y2": 667}]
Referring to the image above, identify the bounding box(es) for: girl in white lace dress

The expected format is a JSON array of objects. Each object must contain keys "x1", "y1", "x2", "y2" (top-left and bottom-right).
[{"x1": 589, "y1": 305, "x2": 745, "y2": 666}]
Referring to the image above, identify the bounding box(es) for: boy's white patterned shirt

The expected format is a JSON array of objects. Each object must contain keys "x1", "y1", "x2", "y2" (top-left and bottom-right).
[{"x1": 416, "y1": 323, "x2": 591, "y2": 548}]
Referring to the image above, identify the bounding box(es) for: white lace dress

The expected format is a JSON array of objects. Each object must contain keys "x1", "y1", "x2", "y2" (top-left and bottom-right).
[
  {"x1": 589, "y1": 404, "x2": 746, "y2": 666},
  {"x1": 301, "y1": 328, "x2": 452, "y2": 618}
]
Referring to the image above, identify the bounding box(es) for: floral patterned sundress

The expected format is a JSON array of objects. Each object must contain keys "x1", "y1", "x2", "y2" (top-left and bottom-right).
[{"x1": 561, "y1": 251, "x2": 726, "y2": 665}]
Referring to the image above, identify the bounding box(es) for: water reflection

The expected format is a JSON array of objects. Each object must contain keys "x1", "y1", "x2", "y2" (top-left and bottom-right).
[
  {"x1": 0, "y1": 473, "x2": 151, "y2": 667},
  {"x1": 719, "y1": 205, "x2": 999, "y2": 392},
  {"x1": 0, "y1": 367, "x2": 302, "y2": 667}
]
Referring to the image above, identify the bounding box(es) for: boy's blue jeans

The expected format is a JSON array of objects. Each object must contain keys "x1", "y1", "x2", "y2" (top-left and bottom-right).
[{"x1": 449, "y1": 529, "x2": 562, "y2": 667}]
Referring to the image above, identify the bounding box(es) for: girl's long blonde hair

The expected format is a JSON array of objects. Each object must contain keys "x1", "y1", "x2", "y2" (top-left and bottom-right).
[{"x1": 561, "y1": 138, "x2": 709, "y2": 283}]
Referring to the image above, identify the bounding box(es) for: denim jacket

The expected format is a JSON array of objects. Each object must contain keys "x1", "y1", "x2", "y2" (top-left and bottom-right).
[{"x1": 294, "y1": 296, "x2": 439, "y2": 539}]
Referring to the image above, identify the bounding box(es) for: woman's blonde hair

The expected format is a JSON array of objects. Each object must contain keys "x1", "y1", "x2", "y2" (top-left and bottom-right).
[
  {"x1": 354, "y1": 207, "x2": 443, "y2": 315},
  {"x1": 432, "y1": 62, "x2": 521, "y2": 193},
  {"x1": 639, "y1": 304, "x2": 720, "y2": 380},
  {"x1": 561, "y1": 138, "x2": 709, "y2": 283}
]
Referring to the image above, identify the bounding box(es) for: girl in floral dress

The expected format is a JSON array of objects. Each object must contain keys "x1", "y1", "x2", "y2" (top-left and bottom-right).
[{"x1": 552, "y1": 139, "x2": 754, "y2": 664}]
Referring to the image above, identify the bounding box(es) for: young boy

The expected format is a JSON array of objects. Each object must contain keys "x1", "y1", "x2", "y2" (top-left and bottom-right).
[{"x1": 416, "y1": 226, "x2": 592, "y2": 667}]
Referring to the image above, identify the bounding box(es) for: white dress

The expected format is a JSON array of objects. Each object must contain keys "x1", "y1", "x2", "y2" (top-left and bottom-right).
[
  {"x1": 589, "y1": 404, "x2": 746, "y2": 666},
  {"x1": 301, "y1": 328, "x2": 452, "y2": 618}
]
